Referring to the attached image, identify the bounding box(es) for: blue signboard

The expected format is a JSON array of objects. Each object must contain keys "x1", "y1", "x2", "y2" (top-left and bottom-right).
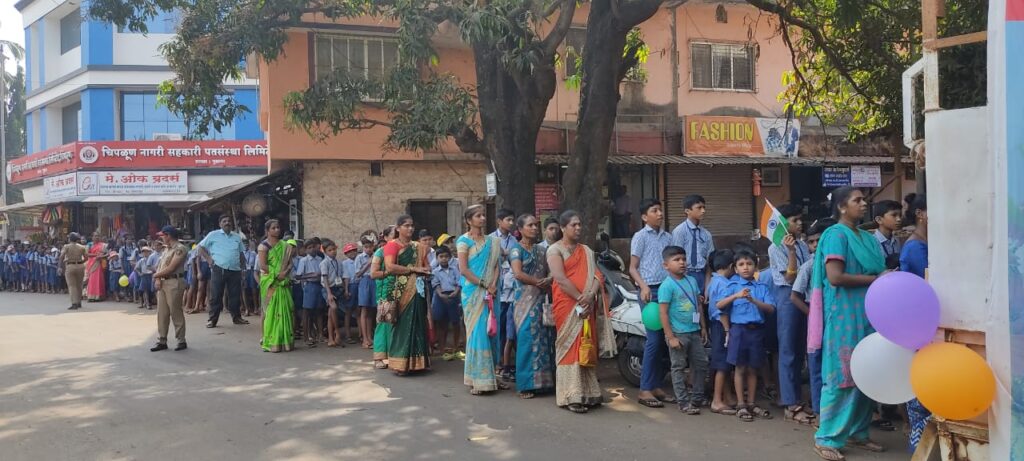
[{"x1": 822, "y1": 166, "x2": 851, "y2": 187}]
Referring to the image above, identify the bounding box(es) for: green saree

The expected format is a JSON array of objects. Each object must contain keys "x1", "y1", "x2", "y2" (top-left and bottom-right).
[
  {"x1": 261, "y1": 240, "x2": 294, "y2": 353},
  {"x1": 383, "y1": 240, "x2": 431, "y2": 373}
]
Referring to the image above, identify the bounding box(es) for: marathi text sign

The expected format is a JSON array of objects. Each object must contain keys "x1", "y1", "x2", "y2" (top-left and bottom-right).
[
  {"x1": 822, "y1": 166, "x2": 851, "y2": 187},
  {"x1": 77, "y1": 171, "x2": 189, "y2": 196},
  {"x1": 850, "y1": 165, "x2": 882, "y2": 187},
  {"x1": 7, "y1": 140, "x2": 268, "y2": 184},
  {"x1": 684, "y1": 116, "x2": 800, "y2": 157},
  {"x1": 43, "y1": 173, "x2": 78, "y2": 200}
]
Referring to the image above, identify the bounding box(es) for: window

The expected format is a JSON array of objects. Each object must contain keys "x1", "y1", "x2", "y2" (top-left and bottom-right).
[
  {"x1": 61, "y1": 102, "x2": 81, "y2": 144},
  {"x1": 691, "y1": 42, "x2": 755, "y2": 91},
  {"x1": 116, "y1": 9, "x2": 180, "y2": 34},
  {"x1": 314, "y1": 34, "x2": 400, "y2": 99},
  {"x1": 564, "y1": 28, "x2": 586, "y2": 78},
  {"x1": 59, "y1": 11, "x2": 81, "y2": 54},
  {"x1": 120, "y1": 92, "x2": 234, "y2": 140},
  {"x1": 370, "y1": 161, "x2": 383, "y2": 177}
]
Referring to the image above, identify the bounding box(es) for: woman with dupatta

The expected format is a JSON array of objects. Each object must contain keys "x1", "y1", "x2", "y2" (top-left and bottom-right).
[
  {"x1": 510, "y1": 214, "x2": 555, "y2": 399},
  {"x1": 382, "y1": 216, "x2": 432, "y2": 375},
  {"x1": 547, "y1": 210, "x2": 606, "y2": 414},
  {"x1": 259, "y1": 220, "x2": 295, "y2": 353},
  {"x1": 809, "y1": 187, "x2": 888, "y2": 461},
  {"x1": 84, "y1": 231, "x2": 108, "y2": 302},
  {"x1": 457, "y1": 204, "x2": 504, "y2": 395},
  {"x1": 372, "y1": 226, "x2": 397, "y2": 369}
]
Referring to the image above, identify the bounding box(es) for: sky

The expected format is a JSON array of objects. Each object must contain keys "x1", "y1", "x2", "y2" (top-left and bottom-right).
[{"x1": 1, "y1": 0, "x2": 26, "y2": 65}]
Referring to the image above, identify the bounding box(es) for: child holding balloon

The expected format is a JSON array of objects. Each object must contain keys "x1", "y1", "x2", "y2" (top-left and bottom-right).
[{"x1": 108, "y1": 252, "x2": 125, "y2": 302}]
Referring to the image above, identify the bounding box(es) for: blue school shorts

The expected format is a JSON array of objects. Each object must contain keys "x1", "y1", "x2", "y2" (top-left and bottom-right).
[
  {"x1": 727, "y1": 323, "x2": 766, "y2": 368},
  {"x1": 108, "y1": 272, "x2": 123, "y2": 294},
  {"x1": 357, "y1": 276, "x2": 376, "y2": 307},
  {"x1": 245, "y1": 270, "x2": 258, "y2": 290},
  {"x1": 302, "y1": 281, "x2": 324, "y2": 310},
  {"x1": 139, "y1": 274, "x2": 154, "y2": 294},
  {"x1": 431, "y1": 291, "x2": 461, "y2": 325},
  {"x1": 291, "y1": 284, "x2": 303, "y2": 310},
  {"x1": 709, "y1": 321, "x2": 733, "y2": 372}
]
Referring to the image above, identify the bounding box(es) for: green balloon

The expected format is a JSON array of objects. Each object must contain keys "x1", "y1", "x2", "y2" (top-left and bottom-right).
[{"x1": 642, "y1": 302, "x2": 662, "y2": 331}]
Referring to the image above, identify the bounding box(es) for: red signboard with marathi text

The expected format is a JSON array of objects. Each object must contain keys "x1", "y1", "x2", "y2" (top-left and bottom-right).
[{"x1": 6, "y1": 140, "x2": 269, "y2": 184}]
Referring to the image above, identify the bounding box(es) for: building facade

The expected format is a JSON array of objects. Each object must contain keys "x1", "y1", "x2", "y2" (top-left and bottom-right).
[{"x1": 8, "y1": 0, "x2": 267, "y2": 241}]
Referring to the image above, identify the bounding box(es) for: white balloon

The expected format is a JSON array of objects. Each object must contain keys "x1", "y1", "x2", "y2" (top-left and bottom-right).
[{"x1": 850, "y1": 332, "x2": 916, "y2": 404}]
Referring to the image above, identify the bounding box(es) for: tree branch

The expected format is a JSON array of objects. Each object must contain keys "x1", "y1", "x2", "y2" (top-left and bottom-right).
[
  {"x1": 450, "y1": 124, "x2": 486, "y2": 155},
  {"x1": 540, "y1": 0, "x2": 578, "y2": 56},
  {"x1": 615, "y1": 0, "x2": 666, "y2": 28}
]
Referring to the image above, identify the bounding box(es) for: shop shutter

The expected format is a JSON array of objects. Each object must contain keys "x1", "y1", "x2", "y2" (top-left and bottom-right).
[{"x1": 665, "y1": 164, "x2": 753, "y2": 239}]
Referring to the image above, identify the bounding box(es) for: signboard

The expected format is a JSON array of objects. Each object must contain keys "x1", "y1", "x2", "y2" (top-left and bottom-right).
[
  {"x1": 822, "y1": 166, "x2": 852, "y2": 187},
  {"x1": 684, "y1": 116, "x2": 800, "y2": 157},
  {"x1": 850, "y1": 165, "x2": 882, "y2": 187},
  {"x1": 485, "y1": 173, "x2": 497, "y2": 197},
  {"x1": 77, "y1": 171, "x2": 189, "y2": 196},
  {"x1": 43, "y1": 173, "x2": 78, "y2": 199},
  {"x1": 7, "y1": 140, "x2": 269, "y2": 184},
  {"x1": 535, "y1": 183, "x2": 559, "y2": 211}
]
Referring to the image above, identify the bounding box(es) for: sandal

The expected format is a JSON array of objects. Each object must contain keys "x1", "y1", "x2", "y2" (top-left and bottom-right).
[
  {"x1": 846, "y1": 439, "x2": 885, "y2": 453},
  {"x1": 813, "y1": 445, "x2": 845, "y2": 461},
  {"x1": 678, "y1": 402, "x2": 701, "y2": 415},
  {"x1": 519, "y1": 392, "x2": 535, "y2": 399},
  {"x1": 736, "y1": 406, "x2": 754, "y2": 422},
  {"x1": 750, "y1": 405, "x2": 773, "y2": 420},
  {"x1": 638, "y1": 398, "x2": 665, "y2": 408},
  {"x1": 566, "y1": 403, "x2": 589, "y2": 414},
  {"x1": 374, "y1": 360, "x2": 388, "y2": 369},
  {"x1": 497, "y1": 381, "x2": 511, "y2": 391},
  {"x1": 786, "y1": 405, "x2": 816, "y2": 425},
  {"x1": 655, "y1": 393, "x2": 678, "y2": 404},
  {"x1": 871, "y1": 419, "x2": 897, "y2": 432},
  {"x1": 710, "y1": 405, "x2": 738, "y2": 415}
]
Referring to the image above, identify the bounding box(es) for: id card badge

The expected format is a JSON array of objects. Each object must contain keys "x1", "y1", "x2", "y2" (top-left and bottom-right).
[{"x1": 692, "y1": 311, "x2": 701, "y2": 324}]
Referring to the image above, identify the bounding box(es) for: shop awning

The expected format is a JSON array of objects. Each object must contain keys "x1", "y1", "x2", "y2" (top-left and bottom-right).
[
  {"x1": 81, "y1": 193, "x2": 210, "y2": 204},
  {"x1": 535, "y1": 154, "x2": 814, "y2": 165},
  {"x1": 802, "y1": 156, "x2": 915, "y2": 165},
  {"x1": 0, "y1": 196, "x2": 85, "y2": 214},
  {"x1": 189, "y1": 168, "x2": 297, "y2": 212}
]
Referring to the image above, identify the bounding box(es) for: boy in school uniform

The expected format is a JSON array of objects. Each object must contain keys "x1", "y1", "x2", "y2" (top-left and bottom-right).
[
  {"x1": 657, "y1": 245, "x2": 709, "y2": 415},
  {"x1": 432, "y1": 245, "x2": 462, "y2": 360},
  {"x1": 790, "y1": 218, "x2": 834, "y2": 421},
  {"x1": 353, "y1": 238, "x2": 375, "y2": 348},
  {"x1": 767, "y1": 203, "x2": 813, "y2": 420},
  {"x1": 299, "y1": 239, "x2": 324, "y2": 347},
  {"x1": 491, "y1": 208, "x2": 518, "y2": 380},
  {"x1": 138, "y1": 247, "x2": 156, "y2": 309},
  {"x1": 108, "y1": 251, "x2": 125, "y2": 302},
  {"x1": 320, "y1": 240, "x2": 346, "y2": 347},
  {"x1": 705, "y1": 249, "x2": 738, "y2": 415},
  {"x1": 718, "y1": 251, "x2": 776, "y2": 422},
  {"x1": 243, "y1": 241, "x2": 259, "y2": 316},
  {"x1": 873, "y1": 200, "x2": 903, "y2": 268},
  {"x1": 628, "y1": 198, "x2": 676, "y2": 408},
  {"x1": 339, "y1": 243, "x2": 359, "y2": 344},
  {"x1": 671, "y1": 195, "x2": 715, "y2": 292}
]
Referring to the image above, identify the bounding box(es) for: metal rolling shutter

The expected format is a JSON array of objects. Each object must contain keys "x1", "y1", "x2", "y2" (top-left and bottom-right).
[{"x1": 665, "y1": 164, "x2": 753, "y2": 239}]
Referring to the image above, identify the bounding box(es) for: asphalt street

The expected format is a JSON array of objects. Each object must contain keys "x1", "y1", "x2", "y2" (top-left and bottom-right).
[{"x1": 0, "y1": 292, "x2": 910, "y2": 461}]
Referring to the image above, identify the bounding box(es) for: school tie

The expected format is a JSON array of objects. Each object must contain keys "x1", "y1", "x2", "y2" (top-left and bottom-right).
[{"x1": 690, "y1": 228, "x2": 699, "y2": 269}]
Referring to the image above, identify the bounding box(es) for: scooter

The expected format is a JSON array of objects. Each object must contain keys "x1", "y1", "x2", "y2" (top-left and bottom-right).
[{"x1": 595, "y1": 233, "x2": 669, "y2": 387}]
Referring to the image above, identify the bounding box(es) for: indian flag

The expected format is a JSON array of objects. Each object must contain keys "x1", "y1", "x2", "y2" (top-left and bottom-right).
[{"x1": 760, "y1": 199, "x2": 790, "y2": 246}]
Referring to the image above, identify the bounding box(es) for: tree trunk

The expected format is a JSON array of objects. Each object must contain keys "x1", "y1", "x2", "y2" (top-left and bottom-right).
[
  {"x1": 472, "y1": 43, "x2": 557, "y2": 216},
  {"x1": 561, "y1": 0, "x2": 662, "y2": 244}
]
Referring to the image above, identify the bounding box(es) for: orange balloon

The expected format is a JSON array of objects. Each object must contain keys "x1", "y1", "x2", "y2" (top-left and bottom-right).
[{"x1": 910, "y1": 342, "x2": 996, "y2": 420}]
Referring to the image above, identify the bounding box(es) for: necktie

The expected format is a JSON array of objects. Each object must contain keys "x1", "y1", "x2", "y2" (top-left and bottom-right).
[{"x1": 690, "y1": 227, "x2": 699, "y2": 269}]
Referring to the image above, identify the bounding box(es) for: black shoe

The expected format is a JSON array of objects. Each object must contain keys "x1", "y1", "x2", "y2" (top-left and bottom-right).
[
  {"x1": 206, "y1": 321, "x2": 217, "y2": 328},
  {"x1": 150, "y1": 343, "x2": 168, "y2": 352},
  {"x1": 174, "y1": 342, "x2": 188, "y2": 351},
  {"x1": 68, "y1": 305, "x2": 77, "y2": 310},
  {"x1": 232, "y1": 317, "x2": 250, "y2": 325}
]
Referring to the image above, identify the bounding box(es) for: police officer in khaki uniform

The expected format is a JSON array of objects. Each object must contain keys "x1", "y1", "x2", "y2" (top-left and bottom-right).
[
  {"x1": 59, "y1": 233, "x2": 88, "y2": 310},
  {"x1": 151, "y1": 225, "x2": 189, "y2": 352}
]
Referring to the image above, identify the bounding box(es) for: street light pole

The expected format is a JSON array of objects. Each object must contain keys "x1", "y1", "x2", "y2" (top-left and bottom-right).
[{"x1": 1, "y1": 28, "x2": 8, "y2": 240}]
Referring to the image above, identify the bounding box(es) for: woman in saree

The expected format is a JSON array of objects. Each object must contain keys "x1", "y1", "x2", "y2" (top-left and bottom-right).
[
  {"x1": 383, "y1": 215, "x2": 432, "y2": 375},
  {"x1": 510, "y1": 214, "x2": 555, "y2": 399},
  {"x1": 547, "y1": 210, "x2": 605, "y2": 414},
  {"x1": 84, "y1": 231, "x2": 108, "y2": 302},
  {"x1": 372, "y1": 226, "x2": 397, "y2": 369},
  {"x1": 259, "y1": 220, "x2": 295, "y2": 353},
  {"x1": 809, "y1": 187, "x2": 888, "y2": 461},
  {"x1": 457, "y1": 204, "x2": 504, "y2": 395}
]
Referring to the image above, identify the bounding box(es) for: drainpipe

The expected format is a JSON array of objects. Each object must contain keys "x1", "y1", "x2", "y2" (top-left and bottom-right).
[{"x1": 669, "y1": 3, "x2": 682, "y2": 155}]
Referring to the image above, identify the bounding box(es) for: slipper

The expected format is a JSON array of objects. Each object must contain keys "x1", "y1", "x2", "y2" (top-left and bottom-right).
[
  {"x1": 786, "y1": 405, "x2": 816, "y2": 425},
  {"x1": 519, "y1": 392, "x2": 536, "y2": 399},
  {"x1": 374, "y1": 360, "x2": 388, "y2": 370},
  {"x1": 565, "y1": 403, "x2": 589, "y2": 414},
  {"x1": 750, "y1": 405, "x2": 773, "y2": 420},
  {"x1": 814, "y1": 445, "x2": 845, "y2": 461},
  {"x1": 710, "y1": 405, "x2": 738, "y2": 415},
  {"x1": 638, "y1": 398, "x2": 665, "y2": 408},
  {"x1": 736, "y1": 406, "x2": 754, "y2": 422},
  {"x1": 846, "y1": 439, "x2": 885, "y2": 453},
  {"x1": 655, "y1": 394, "x2": 678, "y2": 404}
]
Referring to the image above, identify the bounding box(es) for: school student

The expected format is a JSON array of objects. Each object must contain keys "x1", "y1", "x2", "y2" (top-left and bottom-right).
[
  {"x1": 671, "y1": 194, "x2": 715, "y2": 292},
  {"x1": 791, "y1": 218, "x2": 834, "y2": 422},
  {"x1": 108, "y1": 251, "x2": 125, "y2": 302},
  {"x1": 353, "y1": 238, "x2": 375, "y2": 348},
  {"x1": 491, "y1": 208, "x2": 518, "y2": 380},
  {"x1": 705, "y1": 249, "x2": 737, "y2": 415},
  {"x1": 320, "y1": 240, "x2": 346, "y2": 347},
  {"x1": 873, "y1": 200, "x2": 904, "y2": 268},
  {"x1": 299, "y1": 239, "x2": 324, "y2": 347},
  {"x1": 628, "y1": 198, "x2": 675, "y2": 408},
  {"x1": 767, "y1": 203, "x2": 813, "y2": 420},
  {"x1": 138, "y1": 247, "x2": 155, "y2": 310},
  {"x1": 718, "y1": 251, "x2": 775, "y2": 422},
  {"x1": 432, "y1": 245, "x2": 462, "y2": 360},
  {"x1": 338, "y1": 243, "x2": 359, "y2": 344},
  {"x1": 658, "y1": 246, "x2": 708, "y2": 415},
  {"x1": 244, "y1": 241, "x2": 259, "y2": 316}
]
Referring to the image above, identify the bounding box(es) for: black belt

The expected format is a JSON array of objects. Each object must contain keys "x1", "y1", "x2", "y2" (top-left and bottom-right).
[{"x1": 68, "y1": 261, "x2": 84, "y2": 265}]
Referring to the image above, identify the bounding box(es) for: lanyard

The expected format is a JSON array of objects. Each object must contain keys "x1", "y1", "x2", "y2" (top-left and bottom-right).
[{"x1": 669, "y1": 276, "x2": 699, "y2": 309}]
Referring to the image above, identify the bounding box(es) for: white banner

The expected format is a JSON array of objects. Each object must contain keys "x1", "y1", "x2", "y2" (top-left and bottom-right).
[
  {"x1": 850, "y1": 165, "x2": 882, "y2": 187},
  {"x1": 43, "y1": 173, "x2": 78, "y2": 199},
  {"x1": 77, "y1": 171, "x2": 189, "y2": 196}
]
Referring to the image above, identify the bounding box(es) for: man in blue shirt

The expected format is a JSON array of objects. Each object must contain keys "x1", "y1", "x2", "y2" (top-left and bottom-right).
[{"x1": 199, "y1": 215, "x2": 248, "y2": 328}]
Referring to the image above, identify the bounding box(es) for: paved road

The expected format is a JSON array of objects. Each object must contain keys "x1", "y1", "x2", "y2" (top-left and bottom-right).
[{"x1": 0, "y1": 292, "x2": 909, "y2": 461}]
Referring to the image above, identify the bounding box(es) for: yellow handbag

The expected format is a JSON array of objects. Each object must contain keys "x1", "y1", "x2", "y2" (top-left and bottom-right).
[{"x1": 579, "y1": 320, "x2": 597, "y2": 367}]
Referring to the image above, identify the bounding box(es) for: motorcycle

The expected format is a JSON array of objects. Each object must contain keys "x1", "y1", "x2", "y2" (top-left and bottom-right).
[{"x1": 595, "y1": 233, "x2": 669, "y2": 387}]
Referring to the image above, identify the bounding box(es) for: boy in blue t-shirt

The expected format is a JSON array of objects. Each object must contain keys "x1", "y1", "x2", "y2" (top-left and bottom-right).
[
  {"x1": 705, "y1": 249, "x2": 737, "y2": 414},
  {"x1": 658, "y1": 245, "x2": 709, "y2": 415},
  {"x1": 717, "y1": 251, "x2": 775, "y2": 422}
]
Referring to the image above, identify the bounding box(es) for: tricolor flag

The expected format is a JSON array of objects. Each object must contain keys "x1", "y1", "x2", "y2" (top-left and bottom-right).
[{"x1": 760, "y1": 199, "x2": 790, "y2": 246}]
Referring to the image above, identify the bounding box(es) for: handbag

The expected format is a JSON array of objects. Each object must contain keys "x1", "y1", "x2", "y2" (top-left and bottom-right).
[
  {"x1": 377, "y1": 299, "x2": 397, "y2": 324},
  {"x1": 579, "y1": 320, "x2": 597, "y2": 367},
  {"x1": 542, "y1": 301, "x2": 555, "y2": 327},
  {"x1": 486, "y1": 294, "x2": 498, "y2": 337}
]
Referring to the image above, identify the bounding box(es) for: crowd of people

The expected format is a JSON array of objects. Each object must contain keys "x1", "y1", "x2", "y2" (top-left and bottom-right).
[{"x1": 0, "y1": 188, "x2": 930, "y2": 461}]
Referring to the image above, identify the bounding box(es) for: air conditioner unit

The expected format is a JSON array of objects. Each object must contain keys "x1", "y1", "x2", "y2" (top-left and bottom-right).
[{"x1": 152, "y1": 133, "x2": 184, "y2": 141}]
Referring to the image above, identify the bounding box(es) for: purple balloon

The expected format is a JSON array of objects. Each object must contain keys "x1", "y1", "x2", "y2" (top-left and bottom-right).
[{"x1": 865, "y1": 272, "x2": 940, "y2": 350}]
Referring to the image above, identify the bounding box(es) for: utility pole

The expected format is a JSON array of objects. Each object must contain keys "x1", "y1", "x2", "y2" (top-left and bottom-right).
[{"x1": 1, "y1": 22, "x2": 9, "y2": 240}]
